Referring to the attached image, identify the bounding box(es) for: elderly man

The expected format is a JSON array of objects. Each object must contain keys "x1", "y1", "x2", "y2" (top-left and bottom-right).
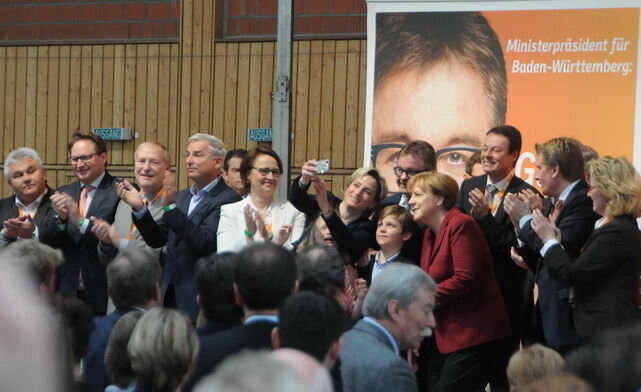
[
  {"x1": 0, "y1": 147, "x2": 61, "y2": 248},
  {"x1": 51, "y1": 132, "x2": 121, "y2": 316},
  {"x1": 91, "y1": 142, "x2": 172, "y2": 263},
  {"x1": 121, "y1": 133, "x2": 241, "y2": 320},
  {"x1": 340, "y1": 263, "x2": 436, "y2": 392}
]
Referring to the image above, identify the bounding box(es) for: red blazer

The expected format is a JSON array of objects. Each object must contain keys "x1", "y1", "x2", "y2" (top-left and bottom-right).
[{"x1": 421, "y1": 208, "x2": 511, "y2": 354}]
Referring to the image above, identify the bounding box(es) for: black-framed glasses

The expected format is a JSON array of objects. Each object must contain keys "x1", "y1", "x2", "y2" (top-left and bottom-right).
[
  {"x1": 393, "y1": 167, "x2": 427, "y2": 177},
  {"x1": 252, "y1": 167, "x2": 281, "y2": 177},
  {"x1": 371, "y1": 143, "x2": 481, "y2": 177},
  {"x1": 68, "y1": 153, "x2": 98, "y2": 164}
]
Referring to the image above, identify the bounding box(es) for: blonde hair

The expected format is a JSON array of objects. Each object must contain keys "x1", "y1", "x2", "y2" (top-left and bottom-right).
[
  {"x1": 407, "y1": 171, "x2": 459, "y2": 210},
  {"x1": 346, "y1": 167, "x2": 388, "y2": 208},
  {"x1": 587, "y1": 156, "x2": 641, "y2": 218},
  {"x1": 535, "y1": 137, "x2": 584, "y2": 182},
  {"x1": 128, "y1": 308, "x2": 199, "y2": 391},
  {"x1": 507, "y1": 344, "x2": 564, "y2": 391}
]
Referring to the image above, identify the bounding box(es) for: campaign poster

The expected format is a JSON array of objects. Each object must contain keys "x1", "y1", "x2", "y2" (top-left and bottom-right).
[{"x1": 365, "y1": 1, "x2": 640, "y2": 191}]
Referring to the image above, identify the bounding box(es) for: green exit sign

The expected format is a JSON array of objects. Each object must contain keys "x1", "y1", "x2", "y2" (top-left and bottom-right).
[
  {"x1": 247, "y1": 128, "x2": 273, "y2": 142},
  {"x1": 92, "y1": 127, "x2": 133, "y2": 141}
]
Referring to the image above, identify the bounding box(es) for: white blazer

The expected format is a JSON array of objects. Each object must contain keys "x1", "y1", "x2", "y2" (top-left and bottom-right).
[{"x1": 217, "y1": 197, "x2": 306, "y2": 252}]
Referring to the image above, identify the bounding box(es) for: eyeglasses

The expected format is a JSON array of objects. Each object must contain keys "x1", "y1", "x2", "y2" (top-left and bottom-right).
[
  {"x1": 68, "y1": 153, "x2": 98, "y2": 164},
  {"x1": 371, "y1": 143, "x2": 481, "y2": 177},
  {"x1": 252, "y1": 167, "x2": 281, "y2": 177},
  {"x1": 393, "y1": 167, "x2": 427, "y2": 177}
]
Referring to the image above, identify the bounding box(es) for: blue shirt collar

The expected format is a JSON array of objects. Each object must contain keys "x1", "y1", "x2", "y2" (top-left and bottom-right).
[
  {"x1": 244, "y1": 314, "x2": 279, "y2": 325},
  {"x1": 190, "y1": 176, "x2": 220, "y2": 197},
  {"x1": 362, "y1": 316, "x2": 400, "y2": 355}
]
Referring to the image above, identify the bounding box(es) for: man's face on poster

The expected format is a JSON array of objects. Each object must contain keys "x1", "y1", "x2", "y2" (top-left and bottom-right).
[{"x1": 372, "y1": 60, "x2": 495, "y2": 191}]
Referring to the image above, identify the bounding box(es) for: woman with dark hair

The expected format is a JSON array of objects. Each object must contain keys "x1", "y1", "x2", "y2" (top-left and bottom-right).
[
  {"x1": 217, "y1": 147, "x2": 305, "y2": 252},
  {"x1": 407, "y1": 171, "x2": 510, "y2": 391},
  {"x1": 531, "y1": 156, "x2": 641, "y2": 340}
]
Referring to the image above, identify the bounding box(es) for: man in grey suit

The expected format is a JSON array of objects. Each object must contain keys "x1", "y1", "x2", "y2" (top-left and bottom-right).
[
  {"x1": 91, "y1": 141, "x2": 172, "y2": 264},
  {"x1": 340, "y1": 263, "x2": 436, "y2": 392}
]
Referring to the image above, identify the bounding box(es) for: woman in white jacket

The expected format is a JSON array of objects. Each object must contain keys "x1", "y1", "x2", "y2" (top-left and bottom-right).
[{"x1": 217, "y1": 147, "x2": 305, "y2": 252}]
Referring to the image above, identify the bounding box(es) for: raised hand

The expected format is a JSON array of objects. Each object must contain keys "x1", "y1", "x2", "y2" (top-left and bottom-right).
[
  {"x1": 276, "y1": 224, "x2": 293, "y2": 245},
  {"x1": 3, "y1": 215, "x2": 35, "y2": 239},
  {"x1": 531, "y1": 209, "x2": 561, "y2": 243},
  {"x1": 300, "y1": 160, "x2": 319, "y2": 185},
  {"x1": 468, "y1": 188, "x2": 490, "y2": 219},
  {"x1": 313, "y1": 178, "x2": 332, "y2": 217},
  {"x1": 90, "y1": 217, "x2": 123, "y2": 247},
  {"x1": 117, "y1": 180, "x2": 144, "y2": 211},
  {"x1": 161, "y1": 170, "x2": 177, "y2": 206}
]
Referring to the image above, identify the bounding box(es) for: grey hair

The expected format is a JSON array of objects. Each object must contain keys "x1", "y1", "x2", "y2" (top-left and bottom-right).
[
  {"x1": 187, "y1": 133, "x2": 226, "y2": 158},
  {"x1": 134, "y1": 141, "x2": 172, "y2": 165},
  {"x1": 128, "y1": 308, "x2": 199, "y2": 391},
  {"x1": 194, "y1": 350, "x2": 307, "y2": 392},
  {"x1": 4, "y1": 147, "x2": 43, "y2": 178},
  {"x1": 363, "y1": 263, "x2": 436, "y2": 320}
]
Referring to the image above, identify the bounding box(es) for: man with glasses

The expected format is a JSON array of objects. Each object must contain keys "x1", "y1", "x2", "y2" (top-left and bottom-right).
[
  {"x1": 51, "y1": 132, "x2": 120, "y2": 316},
  {"x1": 371, "y1": 12, "x2": 506, "y2": 188},
  {"x1": 381, "y1": 141, "x2": 436, "y2": 264},
  {"x1": 122, "y1": 133, "x2": 241, "y2": 321}
]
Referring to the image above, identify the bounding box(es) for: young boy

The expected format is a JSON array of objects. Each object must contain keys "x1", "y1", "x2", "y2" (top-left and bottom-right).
[{"x1": 358, "y1": 205, "x2": 413, "y2": 286}]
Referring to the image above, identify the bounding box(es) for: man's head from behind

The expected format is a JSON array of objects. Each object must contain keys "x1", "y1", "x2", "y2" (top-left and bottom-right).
[
  {"x1": 373, "y1": 12, "x2": 506, "y2": 187},
  {"x1": 534, "y1": 137, "x2": 584, "y2": 197},
  {"x1": 4, "y1": 147, "x2": 48, "y2": 205},
  {"x1": 273, "y1": 291, "x2": 345, "y2": 368},
  {"x1": 195, "y1": 252, "x2": 243, "y2": 325},
  {"x1": 363, "y1": 263, "x2": 436, "y2": 351},
  {"x1": 295, "y1": 244, "x2": 345, "y2": 302},
  {"x1": 107, "y1": 248, "x2": 162, "y2": 311},
  {"x1": 233, "y1": 243, "x2": 297, "y2": 312},
  {"x1": 482, "y1": 125, "x2": 522, "y2": 181},
  {"x1": 4, "y1": 239, "x2": 63, "y2": 296}
]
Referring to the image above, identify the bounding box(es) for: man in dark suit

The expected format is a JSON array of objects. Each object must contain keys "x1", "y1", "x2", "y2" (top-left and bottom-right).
[
  {"x1": 123, "y1": 133, "x2": 241, "y2": 321},
  {"x1": 0, "y1": 147, "x2": 61, "y2": 248},
  {"x1": 457, "y1": 125, "x2": 539, "y2": 389},
  {"x1": 504, "y1": 137, "x2": 600, "y2": 351},
  {"x1": 84, "y1": 248, "x2": 161, "y2": 392},
  {"x1": 381, "y1": 141, "x2": 436, "y2": 264},
  {"x1": 51, "y1": 132, "x2": 120, "y2": 316},
  {"x1": 186, "y1": 243, "x2": 297, "y2": 391},
  {"x1": 340, "y1": 263, "x2": 436, "y2": 392}
]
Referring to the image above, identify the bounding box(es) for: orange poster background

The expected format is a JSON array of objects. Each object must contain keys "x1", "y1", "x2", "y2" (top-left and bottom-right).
[{"x1": 485, "y1": 8, "x2": 639, "y2": 182}]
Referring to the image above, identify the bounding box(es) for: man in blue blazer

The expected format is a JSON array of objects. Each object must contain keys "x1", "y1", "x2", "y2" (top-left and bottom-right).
[
  {"x1": 127, "y1": 133, "x2": 241, "y2": 321},
  {"x1": 340, "y1": 263, "x2": 436, "y2": 392},
  {"x1": 52, "y1": 133, "x2": 120, "y2": 316},
  {"x1": 505, "y1": 137, "x2": 599, "y2": 351}
]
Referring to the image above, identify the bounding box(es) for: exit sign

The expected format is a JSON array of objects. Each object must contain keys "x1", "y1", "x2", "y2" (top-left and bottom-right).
[
  {"x1": 92, "y1": 127, "x2": 133, "y2": 141},
  {"x1": 247, "y1": 128, "x2": 273, "y2": 142}
]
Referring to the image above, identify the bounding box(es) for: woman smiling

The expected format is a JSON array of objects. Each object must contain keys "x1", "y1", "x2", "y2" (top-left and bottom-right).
[{"x1": 217, "y1": 148, "x2": 305, "y2": 252}]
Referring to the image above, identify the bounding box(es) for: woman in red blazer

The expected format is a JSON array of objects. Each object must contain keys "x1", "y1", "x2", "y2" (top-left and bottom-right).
[{"x1": 407, "y1": 171, "x2": 511, "y2": 392}]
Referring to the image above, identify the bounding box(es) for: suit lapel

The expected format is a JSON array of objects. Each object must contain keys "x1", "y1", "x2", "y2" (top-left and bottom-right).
[{"x1": 85, "y1": 173, "x2": 112, "y2": 217}]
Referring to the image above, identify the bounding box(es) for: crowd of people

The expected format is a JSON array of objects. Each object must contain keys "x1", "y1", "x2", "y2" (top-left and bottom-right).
[{"x1": 1, "y1": 125, "x2": 641, "y2": 392}]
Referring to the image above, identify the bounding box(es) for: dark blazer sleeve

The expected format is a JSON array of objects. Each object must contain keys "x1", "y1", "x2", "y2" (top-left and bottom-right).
[
  {"x1": 324, "y1": 213, "x2": 376, "y2": 263},
  {"x1": 131, "y1": 208, "x2": 169, "y2": 248},
  {"x1": 519, "y1": 182, "x2": 597, "y2": 257},
  {"x1": 543, "y1": 217, "x2": 639, "y2": 286},
  {"x1": 288, "y1": 176, "x2": 322, "y2": 215}
]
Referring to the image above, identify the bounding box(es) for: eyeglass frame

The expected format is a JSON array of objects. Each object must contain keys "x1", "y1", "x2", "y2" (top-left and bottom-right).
[
  {"x1": 251, "y1": 167, "x2": 282, "y2": 177},
  {"x1": 68, "y1": 152, "x2": 99, "y2": 164},
  {"x1": 371, "y1": 143, "x2": 481, "y2": 171}
]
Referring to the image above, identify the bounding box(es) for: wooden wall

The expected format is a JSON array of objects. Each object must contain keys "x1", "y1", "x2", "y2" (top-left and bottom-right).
[{"x1": 0, "y1": 0, "x2": 367, "y2": 198}]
